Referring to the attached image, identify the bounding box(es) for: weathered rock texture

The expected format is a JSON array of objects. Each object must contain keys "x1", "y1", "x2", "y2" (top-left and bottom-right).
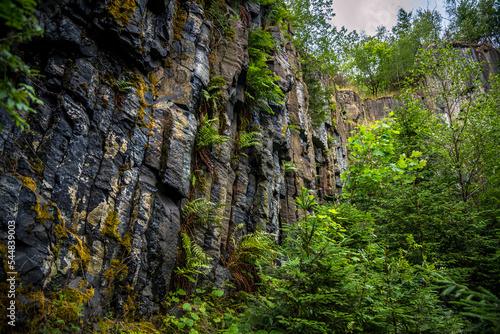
[{"x1": 0, "y1": 0, "x2": 497, "y2": 327}]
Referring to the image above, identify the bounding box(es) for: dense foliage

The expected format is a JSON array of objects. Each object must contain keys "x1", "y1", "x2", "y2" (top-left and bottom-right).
[
  {"x1": 344, "y1": 8, "x2": 443, "y2": 97},
  {"x1": 246, "y1": 28, "x2": 285, "y2": 114},
  {"x1": 445, "y1": 0, "x2": 500, "y2": 45},
  {"x1": 0, "y1": 0, "x2": 43, "y2": 130}
]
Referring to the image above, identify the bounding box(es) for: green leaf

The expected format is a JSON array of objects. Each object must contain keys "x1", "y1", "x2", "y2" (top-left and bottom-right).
[{"x1": 212, "y1": 289, "x2": 224, "y2": 297}]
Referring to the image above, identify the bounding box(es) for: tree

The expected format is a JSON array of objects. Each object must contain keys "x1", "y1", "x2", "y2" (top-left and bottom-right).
[
  {"x1": 0, "y1": 0, "x2": 43, "y2": 130},
  {"x1": 288, "y1": 0, "x2": 346, "y2": 75},
  {"x1": 445, "y1": 0, "x2": 500, "y2": 45},
  {"x1": 348, "y1": 37, "x2": 393, "y2": 97},
  {"x1": 389, "y1": 43, "x2": 500, "y2": 291},
  {"x1": 387, "y1": 8, "x2": 442, "y2": 91}
]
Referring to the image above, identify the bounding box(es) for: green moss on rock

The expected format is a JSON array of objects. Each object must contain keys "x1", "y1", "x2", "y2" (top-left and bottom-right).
[{"x1": 102, "y1": 211, "x2": 121, "y2": 241}]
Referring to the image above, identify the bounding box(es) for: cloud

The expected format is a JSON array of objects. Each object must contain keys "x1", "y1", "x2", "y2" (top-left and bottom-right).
[
  {"x1": 333, "y1": 0, "x2": 409, "y2": 35},
  {"x1": 332, "y1": 0, "x2": 447, "y2": 36}
]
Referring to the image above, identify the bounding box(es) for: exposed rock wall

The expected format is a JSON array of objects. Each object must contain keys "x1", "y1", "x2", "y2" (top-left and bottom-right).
[
  {"x1": 0, "y1": 0, "x2": 358, "y2": 322},
  {"x1": 454, "y1": 42, "x2": 500, "y2": 92}
]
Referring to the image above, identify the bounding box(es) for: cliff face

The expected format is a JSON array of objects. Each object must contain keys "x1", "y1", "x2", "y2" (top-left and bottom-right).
[{"x1": 0, "y1": 0, "x2": 360, "y2": 320}]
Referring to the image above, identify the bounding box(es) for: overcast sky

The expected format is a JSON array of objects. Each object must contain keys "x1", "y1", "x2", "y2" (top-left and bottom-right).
[{"x1": 332, "y1": 0, "x2": 447, "y2": 36}]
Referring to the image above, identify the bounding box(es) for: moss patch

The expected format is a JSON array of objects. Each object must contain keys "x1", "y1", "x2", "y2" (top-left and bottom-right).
[
  {"x1": 130, "y1": 72, "x2": 153, "y2": 130},
  {"x1": 101, "y1": 211, "x2": 132, "y2": 252},
  {"x1": 108, "y1": 0, "x2": 137, "y2": 25},
  {"x1": 53, "y1": 224, "x2": 69, "y2": 238},
  {"x1": 31, "y1": 200, "x2": 54, "y2": 225},
  {"x1": 121, "y1": 231, "x2": 132, "y2": 253},
  {"x1": 148, "y1": 72, "x2": 160, "y2": 99},
  {"x1": 173, "y1": 2, "x2": 188, "y2": 41},
  {"x1": 105, "y1": 259, "x2": 129, "y2": 281},
  {"x1": 62, "y1": 281, "x2": 94, "y2": 304},
  {"x1": 102, "y1": 211, "x2": 121, "y2": 241},
  {"x1": 18, "y1": 176, "x2": 37, "y2": 192},
  {"x1": 69, "y1": 233, "x2": 91, "y2": 271}
]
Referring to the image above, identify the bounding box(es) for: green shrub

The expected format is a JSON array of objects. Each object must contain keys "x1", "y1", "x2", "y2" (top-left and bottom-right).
[{"x1": 0, "y1": 0, "x2": 43, "y2": 131}]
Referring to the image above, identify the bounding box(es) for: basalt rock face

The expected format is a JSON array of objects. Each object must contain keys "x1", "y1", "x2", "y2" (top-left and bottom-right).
[
  {"x1": 0, "y1": 0, "x2": 354, "y2": 323},
  {"x1": 453, "y1": 42, "x2": 500, "y2": 92}
]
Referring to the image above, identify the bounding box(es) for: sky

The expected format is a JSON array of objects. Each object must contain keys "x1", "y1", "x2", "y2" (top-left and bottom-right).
[{"x1": 332, "y1": 0, "x2": 447, "y2": 36}]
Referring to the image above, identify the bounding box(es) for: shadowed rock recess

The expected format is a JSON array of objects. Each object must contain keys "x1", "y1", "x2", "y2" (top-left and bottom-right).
[{"x1": 1, "y1": 0, "x2": 497, "y2": 326}]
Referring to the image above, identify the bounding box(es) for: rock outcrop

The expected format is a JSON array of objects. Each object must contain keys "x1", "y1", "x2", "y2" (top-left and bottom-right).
[{"x1": 0, "y1": 0, "x2": 357, "y2": 323}]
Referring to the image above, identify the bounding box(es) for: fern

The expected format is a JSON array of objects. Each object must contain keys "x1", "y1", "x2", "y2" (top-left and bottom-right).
[
  {"x1": 288, "y1": 124, "x2": 300, "y2": 133},
  {"x1": 175, "y1": 232, "x2": 211, "y2": 282},
  {"x1": 197, "y1": 114, "x2": 230, "y2": 147},
  {"x1": 283, "y1": 160, "x2": 298, "y2": 172},
  {"x1": 236, "y1": 231, "x2": 277, "y2": 263},
  {"x1": 203, "y1": 77, "x2": 226, "y2": 111},
  {"x1": 238, "y1": 131, "x2": 262, "y2": 157},
  {"x1": 246, "y1": 28, "x2": 284, "y2": 114},
  {"x1": 116, "y1": 79, "x2": 132, "y2": 92},
  {"x1": 183, "y1": 198, "x2": 228, "y2": 227},
  {"x1": 224, "y1": 227, "x2": 279, "y2": 292}
]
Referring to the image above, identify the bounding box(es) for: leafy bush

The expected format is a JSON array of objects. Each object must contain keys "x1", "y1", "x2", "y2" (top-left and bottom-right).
[
  {"x1": 236, "y1": 189, "x2": 465, "y2": 333},
  {"x1": 0, "y1": 0, "x2": 43, "y2": 130},
  {"x1": 341, "y1": 115, "x2": 426, "y2": 203},
  {"x1": 162, "y1": 287, "x2": 232, "y2": 334}
]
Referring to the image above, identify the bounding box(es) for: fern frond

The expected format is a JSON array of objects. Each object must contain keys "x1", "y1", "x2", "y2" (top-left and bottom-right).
[
  {"x1": 283, "y1": 160, "x2": 298, "y2": 172},
  {"x1": 183, "y1": 198, "x2": 228, "y2": 226},
  {"x1": 236, "y1": 231, "x2": 278, "y2": 262},
  {"x1": 176, "y1": 232, "x2": 212, "y2": 282},
  {"x1": 238, "y1": 131, "x2": 262, "y2": 150},
  {"x1": 197, "y1": 114, "x2": 230, "y2": 147},
  {"x1": 116, "y1": 79, "x2": 132, "y2": 92}
]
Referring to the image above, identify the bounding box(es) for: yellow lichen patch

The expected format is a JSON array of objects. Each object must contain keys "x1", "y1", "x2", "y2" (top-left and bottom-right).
[
  {"x1": 53, "y1": 224, "x2": 69, "y2": 238},
  {"x1": 281, "y1": 122, "x2": 287, "y2": 138},
  {"x1": 121, "y1": 231, "x2": 132, "y2": 253},
  {"x1": 148, "y1": 72, "x2": 160, "y2": 99},
  {"x1": 108, "y1": 0, "x2": 137, "y2": 26},
  {"x1": 62, "y1": 282, "x2": 94, "y2": 304},
  {"x1": 130, "y1": 72, "x2": 153, "y2": 129},
  {"x1": 69, "y1": 232, "x2": 91, "y2": 271},
  {"x1": 18, "y1": 176, "x2": 37, "y2": 192},
  {"x1": 173, "y1": 2, "x2": 187, "y2": 41},
  {"x1": 31, "y1": 200, "x2": 54, "y2": 225},
  {"x1": 102, "y1": 211, "x2": 121, "y2": 241},
  {"x1": 105, "y1": 259, "x2": 129, "y2": 281}
]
